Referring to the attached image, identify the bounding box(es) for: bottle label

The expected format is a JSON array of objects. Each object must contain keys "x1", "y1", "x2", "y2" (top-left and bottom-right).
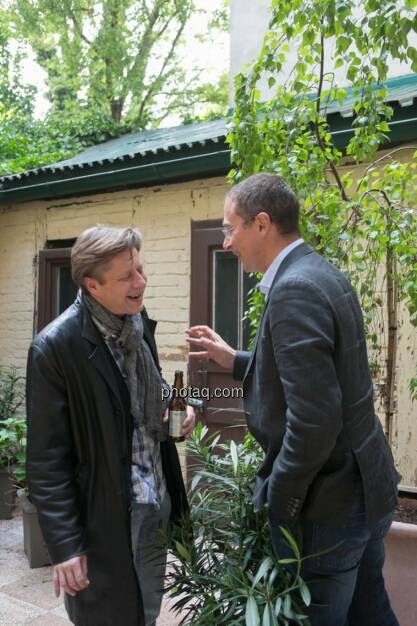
[{"x1": 169, "y1": 410, "x2": 186, "y2": 438}]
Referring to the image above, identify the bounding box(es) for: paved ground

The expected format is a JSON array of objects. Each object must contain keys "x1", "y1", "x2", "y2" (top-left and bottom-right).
[{"x1": 0, "y1": 509, "x2": 180, "y2": 625}]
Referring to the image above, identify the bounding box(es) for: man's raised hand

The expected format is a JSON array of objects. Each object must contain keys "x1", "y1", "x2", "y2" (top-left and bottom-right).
[{"x1": 186, "y1": 325, "x2": 236, "y2": 371}]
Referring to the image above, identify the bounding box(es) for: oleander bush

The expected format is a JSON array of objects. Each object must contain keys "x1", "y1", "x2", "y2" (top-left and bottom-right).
[{"x1": 167, "y1": 424, "x2": 311, "y2": 625}]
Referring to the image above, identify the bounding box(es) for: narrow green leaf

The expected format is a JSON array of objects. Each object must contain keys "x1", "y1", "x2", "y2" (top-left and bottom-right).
[
  {"x1": 174, "y1": 541, "x2": 191, "y2": 562},
  {"x1": 282, "y1": 594, "x2": 292, "y2": 618},
  {"x1": 230, "y1": 440, "x2": 238, "y2": 475},
  {"x1": 279, "y1": 526, "x2": 300, "y2": 559},
  {"x1": 299, "y1": 578, "x2": 311, "y2": 606},
  {"x1": 252, "y1": 556, "x2": 273, "y2": 588},
  {"x1": 191, "y1": 473, "x2": 202, "y2": 491},
  {"x1": 246, "y1": 594, "x2": 260, "y2": 626},
  {"x1": 268, "y1": 566, "x2": 278, "y2": 588},
  {"x1": 275, "y1": 596, "x2": 282, "y2": 617},
  {"x1": 262, "y1": 603, "x2": 271, "y2": 626}
]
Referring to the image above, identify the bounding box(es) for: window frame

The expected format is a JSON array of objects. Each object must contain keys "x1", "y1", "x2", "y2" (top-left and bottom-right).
[
  {"x1": 37, "y1": 248, "x2": 73, "y2": 332},
  {"x1": 212, "y1": 249, "x2": 253, "y2": 351}
]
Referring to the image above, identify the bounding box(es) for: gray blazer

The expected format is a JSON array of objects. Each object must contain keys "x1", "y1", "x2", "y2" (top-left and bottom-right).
[{"x1": 234, "y1": 243, "x2": 400, "y2": 526}]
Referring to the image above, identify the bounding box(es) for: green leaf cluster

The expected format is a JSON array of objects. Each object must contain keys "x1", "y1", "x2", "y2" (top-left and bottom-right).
[
  {"x1": 167, "y1": 424, "x2": 312, "y2": 625},
  {"x1": 0, "y1": 416, "x2": 26, "y2": 475},
  {"x1": 0, "y1": 366, "x2": 26, "y2": 474},
  {"x1": 0, "y1": 366, "x2": 24, "y2": 425},
  {"x1": 227, "y1": 0, "x2": 417, "y2": 438}
]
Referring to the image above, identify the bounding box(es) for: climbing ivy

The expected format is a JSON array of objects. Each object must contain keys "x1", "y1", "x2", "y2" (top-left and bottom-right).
[{"x1": 227, "y1": 0, "x2": 417, "y2": 443}]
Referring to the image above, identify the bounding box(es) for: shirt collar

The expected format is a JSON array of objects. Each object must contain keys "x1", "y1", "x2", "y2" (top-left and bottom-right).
[{"x1": 259, "y1": 238, "x2": 304, "y2": 297}]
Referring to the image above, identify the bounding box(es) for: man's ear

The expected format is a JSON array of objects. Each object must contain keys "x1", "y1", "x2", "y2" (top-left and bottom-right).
[
  {"x1": 83, "y1": 276, "x2": 97, "y2": 295},
  {"x1": 256, "y1": 211, "x2": 272, "y2": 232}
]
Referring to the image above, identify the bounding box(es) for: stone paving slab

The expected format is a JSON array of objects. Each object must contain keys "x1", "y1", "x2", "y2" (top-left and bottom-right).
[
  {"x1": 0, "y1": 592, "x2": 45, "y2": 624},
  {"x1": 1, "y1": 568, "x2": 62, "y2": 610},
  {"x1": 27, "y1": 614, "x2": 72, "y2": 625},
  {"x1": 0, "y1": 509, "x2": 181, "y2": 625}
]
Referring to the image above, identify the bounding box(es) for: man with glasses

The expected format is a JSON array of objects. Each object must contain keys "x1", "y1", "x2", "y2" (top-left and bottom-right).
[{"x1": 187, "y1": 173, "x2": 400, "y2": 626}]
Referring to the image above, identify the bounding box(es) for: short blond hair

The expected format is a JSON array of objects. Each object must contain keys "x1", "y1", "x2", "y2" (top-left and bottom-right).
[{"x1": 71, "y1": 225, "x2": 142, "y2": 286}]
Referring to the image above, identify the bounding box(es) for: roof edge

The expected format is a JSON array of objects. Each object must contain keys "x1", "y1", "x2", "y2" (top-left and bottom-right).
[{"x1": 0, "y1": 150, "x2": 232, "y2": 205}]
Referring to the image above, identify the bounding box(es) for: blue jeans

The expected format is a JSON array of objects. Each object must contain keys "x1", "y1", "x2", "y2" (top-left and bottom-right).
[
  {"x1": 270, "y1": 506, "x2": 399, "y2": 626},
  {"x1": 131, "y1": 493, "x2": 171, "y2": 626}
]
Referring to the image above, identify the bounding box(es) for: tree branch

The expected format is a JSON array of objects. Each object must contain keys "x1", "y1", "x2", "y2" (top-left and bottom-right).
[
  {"x1": 135, "y1": 16, "x2": 188, "y2": 124},
  {"x1": 313, "y1": 33, "x2": 349, "y2": 202},
  {"x1": 357, "y1": 145, "x2": 417, "y2": 192},
  {"x1": 65, "y1": 1, "x2": 92, "y2": 46}
]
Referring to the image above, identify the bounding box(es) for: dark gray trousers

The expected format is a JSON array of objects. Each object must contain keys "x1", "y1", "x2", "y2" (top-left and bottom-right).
[{"x1": 131, "y1": 493, "x2": 171, "y2": 626}]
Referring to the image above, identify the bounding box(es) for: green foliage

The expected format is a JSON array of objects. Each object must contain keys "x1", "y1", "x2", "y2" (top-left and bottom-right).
[
  {"x1": 6, "y1": 0, "x2": 229, "y2": 128},
  {"x1": 227, "y1": 0, "x2": 417, "y2": 437},
  {"x1": 0, "y1": 416, "x2": 26, "y2": 475},
  {"x1": 0, "y1": 366, "x2": 24, "y2": 424},
  {"x1": 0, "y1": 18, "x2": 83, "y2": 174},
  {"x1": 0, "y1": 367, "x2": 25, "y2": 474},
  {"x1": 0, "y1": 1, "x2": 229, "y2": 175},
  {"x1": 167, "y1": 424, "x2": 311, "y2": 625},
  {"x1": 243, "y1": 277, "x2": 265, "y2": 348},
  {"x1": 180, "y1": 72, "x2": 230, "y2": 125}
]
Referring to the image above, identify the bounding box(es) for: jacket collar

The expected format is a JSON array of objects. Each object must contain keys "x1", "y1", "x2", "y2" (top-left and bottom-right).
[
  {"x1": 78, "y1": 298, "x2": 122, "y2": 400},
  {"x1": 269, "y1": 241, "x2": 313, "y2": 291},
  {"x1": 244, "y1": 242, "x2": 314, "y2": 380}
]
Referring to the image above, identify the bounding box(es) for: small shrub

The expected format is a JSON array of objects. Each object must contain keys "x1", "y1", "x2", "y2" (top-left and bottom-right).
[
  {"x1": 0, "y1": 366, "x2": 24, "y2": 423},
  {"x1": 0, "y1": 367, "x2": 26, "y2": 484},
  {"x1": 167, "y1": 424, "x2": 311, "y2": 625}
]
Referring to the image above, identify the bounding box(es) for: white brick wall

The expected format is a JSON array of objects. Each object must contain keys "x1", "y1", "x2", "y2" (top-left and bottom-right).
[{"x1": 0, "y1": 176, "x2": 228, "y2": 383}]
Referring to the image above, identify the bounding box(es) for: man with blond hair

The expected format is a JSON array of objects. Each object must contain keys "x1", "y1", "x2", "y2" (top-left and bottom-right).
[{"x1": 27, "y1": 226, "x2": 193, "y2": 626}]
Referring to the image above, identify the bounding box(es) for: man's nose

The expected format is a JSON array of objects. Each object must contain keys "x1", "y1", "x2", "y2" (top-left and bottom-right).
[
  {"x1": 223, "y1": 236, "x2": 231, "y2": 250},
  {"x1": 134, "y1": 270, "x2": 147, "y2": 288}
]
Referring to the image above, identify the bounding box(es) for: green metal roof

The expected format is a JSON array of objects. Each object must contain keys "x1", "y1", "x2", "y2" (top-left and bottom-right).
[
  {"x1": 1, "y1": 73, "x2": 416, "y2": 205},
  {"x1": 324, "y1": 72, "x2": 417, "y2": 116},
  {"x1": 56, "y1": 118, "x2": 227, "y2": 168},
  {"x1": 0, "y1": 118, "x2": 227, "y2": 182}
]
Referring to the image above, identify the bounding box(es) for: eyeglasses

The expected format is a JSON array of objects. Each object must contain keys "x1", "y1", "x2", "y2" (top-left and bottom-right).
[
  {"x1": 221, "y1": 218, "x2": 254, "y2": 239},
  {"x1": 221, "y1": 224, "x2": 239, "y2": 239}
]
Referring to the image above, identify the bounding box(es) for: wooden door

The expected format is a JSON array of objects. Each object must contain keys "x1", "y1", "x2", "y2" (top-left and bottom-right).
[{"x1": 188, "y1": 219, "x2": 256, "y2": 444}]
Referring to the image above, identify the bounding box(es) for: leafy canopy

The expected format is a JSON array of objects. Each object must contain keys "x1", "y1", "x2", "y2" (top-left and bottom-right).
[
  {"x1": 0, "y1": 0, "x2": 229, "y2": 175},
  {"x1": 8, "y1": 0, "x2": 228, "y2": 127}
]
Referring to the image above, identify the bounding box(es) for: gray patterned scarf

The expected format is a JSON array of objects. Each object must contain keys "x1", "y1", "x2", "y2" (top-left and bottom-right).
[{"x1": 83, "y1": 291, "x2": 168, "y2": 441}]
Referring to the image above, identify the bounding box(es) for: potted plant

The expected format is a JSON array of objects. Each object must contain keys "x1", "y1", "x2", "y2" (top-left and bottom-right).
[
  {"x1": 10, "y1": 424, "x2": 51, "y2": 568},
  {"x1": 383, "y1": 498, "x2": 417, "y2": 626},
  {"x1": 0, "y1": 416, "x2": 26, "y2": 518},
  {"x1": 0, "y1": 365, "x2": 51, "y2": 566},
  {"x1": 16, "y1": 488, "x2": 52, "y2": 569},
  {"x1": 0, "y1": 366, "x2": 24, "y2": 519},
  {"x1": 167, "y1": 424, "x2": 312, "y2": 625}
]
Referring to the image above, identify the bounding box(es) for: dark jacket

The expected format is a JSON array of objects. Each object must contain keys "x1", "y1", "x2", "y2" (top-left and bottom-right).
[
  {"x1": 26, "y1": 298, "x2": 188, "y2": 626},
  {"x1": 233, "y1": 243, "x2": 400, "y2": 527}
]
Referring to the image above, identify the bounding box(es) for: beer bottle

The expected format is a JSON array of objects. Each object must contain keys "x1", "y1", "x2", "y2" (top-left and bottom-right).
[{"x1": 169, "y1": 370, "x2": 187, "y2": 442}]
